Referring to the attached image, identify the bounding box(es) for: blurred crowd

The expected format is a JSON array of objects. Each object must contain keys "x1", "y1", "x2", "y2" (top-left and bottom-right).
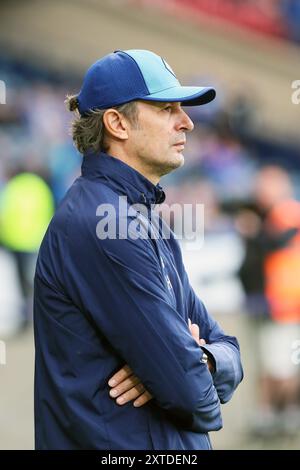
[
  {"x1": 139, "y1": 0, "x2": 300, "y2": 43},
  {"x1": 0, "y1": 58, "x2": 300, "y2": 440}
]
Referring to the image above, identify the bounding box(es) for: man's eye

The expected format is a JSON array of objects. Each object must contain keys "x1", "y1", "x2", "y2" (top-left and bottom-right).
[{"x1": 164, "y1": 106, "x2": 172, "y2": 112}]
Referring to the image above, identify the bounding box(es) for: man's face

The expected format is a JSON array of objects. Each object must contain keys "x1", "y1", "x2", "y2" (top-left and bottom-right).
[{"x1": 127, "y1": 100, "x2": 194, "y2": 180}]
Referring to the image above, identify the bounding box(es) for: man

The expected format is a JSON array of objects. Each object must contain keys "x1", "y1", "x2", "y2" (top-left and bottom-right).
[{"x1": 34, "y1": 49, "x2": 243, "y2": 450}]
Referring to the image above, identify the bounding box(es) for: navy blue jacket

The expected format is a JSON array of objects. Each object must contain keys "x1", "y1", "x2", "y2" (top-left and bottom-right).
[{"x1": 34, "y1": 151, "x2": 243, "y2": 450}]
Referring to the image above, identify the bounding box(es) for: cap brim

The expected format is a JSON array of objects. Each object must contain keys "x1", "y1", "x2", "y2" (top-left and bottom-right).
[{"x1": 140, "y1": 86, "x2": 216, "y2": 106}]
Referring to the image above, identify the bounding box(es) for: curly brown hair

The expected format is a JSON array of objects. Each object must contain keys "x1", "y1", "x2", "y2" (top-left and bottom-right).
[{"x1": 65, "y1": 95, "x2": 139, "y2": 155}]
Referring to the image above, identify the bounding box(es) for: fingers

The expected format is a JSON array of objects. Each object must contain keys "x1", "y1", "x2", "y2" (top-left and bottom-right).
[
  {"x1": 133, "y1": 391, "x2": 153, "y2": 408},
  {"x1": 188, "y1": 318, "x2": 200, "y2": 345},
  {"x1": 188, "y1": 318, "x2": 206, "y2": 346},
  {"x1": 109, "y1": 375, "x2": 140, "y2": 398},
  {"x1": 108, "y1": 364, "x2": 152, "y2": 407},
  {"x1": 190, "y1": 322, "x2": 199, "y2": 338},
  {"x1": 108, "y1": 364, "x2": 133, "y2": 387},
  {"x1": 188, "y1": 318, "x2": 199, "y2": 337},
  {"x1": 111, "y1": 382, "x2": 147, "y2": 406}
]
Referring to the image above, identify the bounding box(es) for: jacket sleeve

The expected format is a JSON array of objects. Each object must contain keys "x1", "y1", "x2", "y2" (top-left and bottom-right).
[
  {"x1": 64, "y1": 221, "x2": 222, "y2": 434},
  {"x1": 186, "y1": 280, "x2": 244, "y2": 404}
]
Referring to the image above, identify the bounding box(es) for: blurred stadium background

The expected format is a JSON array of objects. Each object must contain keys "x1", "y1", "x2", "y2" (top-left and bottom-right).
[{"x1": 0, "y1": 0, "x2": 300, "y2": 450}]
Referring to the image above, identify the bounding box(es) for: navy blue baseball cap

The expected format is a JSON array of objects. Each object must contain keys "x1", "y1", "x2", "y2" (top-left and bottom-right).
[{"x1": 77, "y1": 49, "x2": 216, "y2": 115}]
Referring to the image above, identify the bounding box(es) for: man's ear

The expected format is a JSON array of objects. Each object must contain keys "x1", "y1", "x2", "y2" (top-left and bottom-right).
[{"x1": 103, "y1": 109, "x2": 129, "y2": 141}]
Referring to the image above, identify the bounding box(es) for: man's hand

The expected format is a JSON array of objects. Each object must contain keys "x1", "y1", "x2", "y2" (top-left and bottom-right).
[
  {"x1": 188, "y1": 318, "x2": 215, "y2": 373},
  {"x1": 108, "y1": 319, "x2": 214, "y2": 408},
  {"x1": 188, "y1": 318, "x2": 206, "y2": 346},
  {"x1": 108, "y1": 364, "x2": 153, "y2": 407}
]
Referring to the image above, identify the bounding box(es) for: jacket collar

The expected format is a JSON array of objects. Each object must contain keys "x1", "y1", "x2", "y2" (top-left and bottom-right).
[{"x1": 81, "y1": 151, "x2": 166, "y2": 206}]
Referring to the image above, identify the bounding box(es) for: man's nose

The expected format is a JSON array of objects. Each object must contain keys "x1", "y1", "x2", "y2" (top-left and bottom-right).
[{"x1": 177, "y1": 110, "x2": 194, "y2": 132}]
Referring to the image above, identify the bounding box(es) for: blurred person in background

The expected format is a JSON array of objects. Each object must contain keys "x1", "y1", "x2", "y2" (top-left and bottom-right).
[
  {"x1": 0, "y1": 169, "x2": 54, "y2": 327},
  {"x1": 236, "y1": 165, "x2": 300, "y2": 438}
]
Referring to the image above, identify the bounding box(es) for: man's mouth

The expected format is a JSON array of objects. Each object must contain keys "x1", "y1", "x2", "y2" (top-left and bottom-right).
[{"x1": 173, "y1": 142, "x2": 185, "y2": 149}]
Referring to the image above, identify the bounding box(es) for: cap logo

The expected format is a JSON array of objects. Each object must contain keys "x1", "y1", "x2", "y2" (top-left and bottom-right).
[{"x1": 162, "y1": 58, "x2": 177, "y2": 79}]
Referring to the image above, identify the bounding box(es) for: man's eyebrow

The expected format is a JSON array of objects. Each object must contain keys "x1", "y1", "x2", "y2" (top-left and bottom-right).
[
  {"x1": 156, "y1": 101, "x2": 176, "y2": 107},
  {"x1": 143, "y1": 101, "x2": 180, "y2": 109}
]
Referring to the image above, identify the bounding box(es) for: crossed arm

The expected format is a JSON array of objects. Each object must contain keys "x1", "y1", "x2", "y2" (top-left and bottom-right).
[
  {"x1": 67, "y1": 223, "x2": 242, "y2": 431},
  {"x1": 108, "y1": 319, "x2": 215, "y2": 408}
]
